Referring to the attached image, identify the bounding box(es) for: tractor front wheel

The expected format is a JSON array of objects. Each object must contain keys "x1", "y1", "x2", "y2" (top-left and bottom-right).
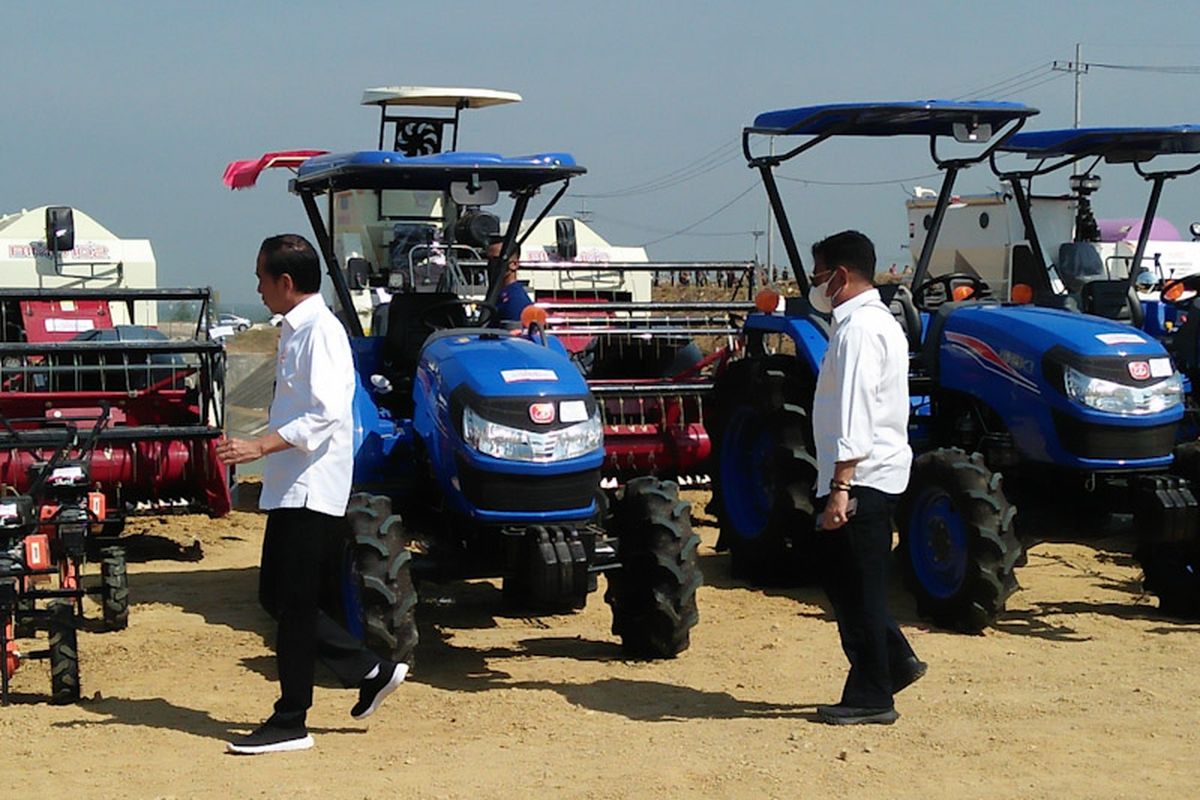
[
  {"x1": 604, "y1": 477, "x2": 701, "y2": 658},
  {"x1": 897, "y1": 448, "x2": 1022, "y2": 633},
  {"x1": 342, "y1": 493, "x2": 419, "y2": 668}
]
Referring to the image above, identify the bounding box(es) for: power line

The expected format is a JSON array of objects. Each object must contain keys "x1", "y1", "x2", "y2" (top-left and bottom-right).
[
  {"x1": 777, "y1": 170, "x2": 943, "y2": 187},
  {"x1": 1088, "y1": 62, "x2": 1200, "y2": 74},
  {"x1": 585, "y1": 209, "x2": 755, "y2": 238},
  {"x1": 636, "y1": 182, "x2": 760, "y2": 247},
  {"x1": 992, "y1": 70, "x2": 1071, "y2": 100},
  {"x1": 572, "y1": 136, "x2": 741, "y2": 199},
  {"x1": 951, "y1": 63, "x2": 1051, "y2": 100}
]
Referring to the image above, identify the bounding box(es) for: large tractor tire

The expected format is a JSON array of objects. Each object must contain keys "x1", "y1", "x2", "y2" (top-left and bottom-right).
[
  {"x1": 343, "y1": 493, "x2": 419, "y2": 667},
  {"x1": 709, "y1": 355, "x2": 818, "y2": 585},
  {"x1": 1138, "y1": 541, "x2": 1200, "y2": 617},
  {"x1": 47, "y1": 600, "x2": 80, "y2": 704},
  {"x1": 897, "y1": 448, "x2": 1022, "y2": 633},
  {"x1": 100, "y1": 546, "x2": 129, "y2": 631},
  {"x1": 604, "y1": 477, "x2": 701, "y2": 658}
]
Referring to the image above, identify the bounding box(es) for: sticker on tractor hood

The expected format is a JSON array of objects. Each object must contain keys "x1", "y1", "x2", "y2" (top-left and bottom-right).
[
  {"x1": 1096, "y1": 332, "x2": 1146, "y2": 345},
  {"x1": 501, "y1": 368, "x2": 558, "y2": 383}
]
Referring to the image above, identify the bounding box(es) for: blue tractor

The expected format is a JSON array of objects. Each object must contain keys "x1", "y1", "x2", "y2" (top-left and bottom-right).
[
  {"x1": 709, "y1": 101, "x2": 1196, "y2": 631},
  {"x1": 233, "y1": 140, "x2": 701, "y2": 663},
  {"x1": 975, "y1": 125, "x2": 1200, "y2": 614}
]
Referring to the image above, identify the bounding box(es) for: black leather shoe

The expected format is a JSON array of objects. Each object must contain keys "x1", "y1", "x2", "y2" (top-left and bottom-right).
[
  {"x1": 893, "y1": 658, "x2": 928, "y2": 694},
  {"x1": 816, "y1": 704, "x2": 899, "y2": 725}
]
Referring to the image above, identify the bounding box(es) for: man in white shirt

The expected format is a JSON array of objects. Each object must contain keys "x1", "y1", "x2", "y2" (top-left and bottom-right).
[
  {"x1": 808, "y1": 230, "x2": 925, "y2": 726},
  {"x1": 217, "y1": 235, "x2": 406, "y2": 754}
]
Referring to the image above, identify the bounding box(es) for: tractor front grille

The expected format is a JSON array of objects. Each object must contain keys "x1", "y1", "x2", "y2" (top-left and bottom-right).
[
  {"x1": 1052, "y1": 411, "x2": 1176, "y2": 461},
  {"x1": 456, "y1": 460, "x2": 598, "y2": 514}
]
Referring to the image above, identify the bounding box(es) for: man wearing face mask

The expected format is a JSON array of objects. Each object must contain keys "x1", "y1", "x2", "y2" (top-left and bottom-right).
[{"x1": 808, "y1": 230, "x2": 925, "y2": 726}]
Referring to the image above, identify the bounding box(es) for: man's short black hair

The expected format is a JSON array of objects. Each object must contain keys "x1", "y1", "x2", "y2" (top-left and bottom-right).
[
  {"x1": 259, "y1": 234, "x2": 321, "y2": 294},
  {"x1": 811, "y1": 230, "x2": 876, "y2": 282}
]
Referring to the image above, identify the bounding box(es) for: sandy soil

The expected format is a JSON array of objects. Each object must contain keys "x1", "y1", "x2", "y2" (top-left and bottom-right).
[{"x1": 5, "y1": 489, "x2": 1199, "y2": 799}]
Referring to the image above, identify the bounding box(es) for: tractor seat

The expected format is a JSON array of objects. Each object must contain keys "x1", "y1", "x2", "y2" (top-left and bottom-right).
[
  {"x1": 1079, "y1": 279, "x2": 1143, "y2": 326},
  {"x1": 877, "y1": 283, "x2": 922, "y2": 353},
  {"x1": 382, "y1": 292, "x2": 467, "y2": 380}
]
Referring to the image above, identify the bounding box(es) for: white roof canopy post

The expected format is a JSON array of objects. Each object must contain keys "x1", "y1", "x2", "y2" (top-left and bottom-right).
[{"x1": 360, "y1": 86, "x2": 522, "y2": 154}]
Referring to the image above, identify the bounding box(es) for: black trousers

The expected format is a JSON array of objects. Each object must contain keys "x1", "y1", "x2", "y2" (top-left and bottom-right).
[
  {"x1": 816, "y1": 486, "x2": 917, "y2": 709},
  {"x1": 259, "y1": 507, "x2": 379, "y2": 728}
]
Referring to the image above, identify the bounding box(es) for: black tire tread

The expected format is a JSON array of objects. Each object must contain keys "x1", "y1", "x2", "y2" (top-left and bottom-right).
[
  {"x1": 604, "y1": 477, "x2": 702, "y2": 658},
  {"x1": 346, "y1": 493, "x2": 419, "y2": 667},
  {"x1": 47, "y1": 600, "x2": 80, "y2": 704},
  {"x1": 710, "y1": 355, "x2": 818, "y2": 584},
  {"x1": 100, "y1": 546, "x2": 129, "y2": 631},
  {"x1": 897, "y1": 447, "x2": 1022, "y2": 633}
]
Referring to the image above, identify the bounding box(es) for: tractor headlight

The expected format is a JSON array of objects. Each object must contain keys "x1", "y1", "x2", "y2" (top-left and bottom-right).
[
  {"x1": 462, "y1": 406, "x2": 603, "y2": 462},
  {"x1": 1063, "y1": 366, "x2": 1183, "y2": 415}
]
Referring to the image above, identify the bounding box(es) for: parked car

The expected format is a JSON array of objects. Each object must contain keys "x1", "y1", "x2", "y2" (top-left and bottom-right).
[{"x1": 217, "y1": 312, "x2": 251, "y2": 332}]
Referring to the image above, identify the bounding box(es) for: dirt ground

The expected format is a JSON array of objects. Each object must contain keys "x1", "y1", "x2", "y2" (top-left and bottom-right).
[{"x1": 5, "y1": 488, "x2": 1199, "y2": 800}]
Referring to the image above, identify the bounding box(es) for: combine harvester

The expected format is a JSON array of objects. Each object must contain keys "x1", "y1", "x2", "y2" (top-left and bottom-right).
[{"x1": 0, "y1": 206, "x2": 230, "y2": 701}]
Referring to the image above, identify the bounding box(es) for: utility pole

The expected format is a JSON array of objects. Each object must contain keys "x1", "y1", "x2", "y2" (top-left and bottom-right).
[
  {"x1": 1052, "y1": 44, "x2": 1089, "y2": 174},
  {"x1": 765, "y1": 136, "x2": 774, "y2": 281}
]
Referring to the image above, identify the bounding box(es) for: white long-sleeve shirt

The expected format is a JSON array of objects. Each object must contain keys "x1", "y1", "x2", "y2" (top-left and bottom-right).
[
  {"x1": 811, "y1": 288, "x2": 912, "y2": 498},
  {"x1": 259, "y1": 293, "x2": 356, "y2": 516}
]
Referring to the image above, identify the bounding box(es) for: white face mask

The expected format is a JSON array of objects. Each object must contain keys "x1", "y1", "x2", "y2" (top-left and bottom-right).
[{"x1": 808, "y1": 275, "x2": 837, "y2": 314}]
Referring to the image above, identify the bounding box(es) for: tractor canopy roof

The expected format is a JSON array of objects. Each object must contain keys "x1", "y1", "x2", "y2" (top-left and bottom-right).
[
  {"x1": 1000, "y1": 126, "x2": 1200, "y2": 161},
  {"x1": 293, "y1": 150, "x2": 585, "y2": 193},
  {"x1": 747, "y1": 100, "x2": 1038, "y2": 137}
]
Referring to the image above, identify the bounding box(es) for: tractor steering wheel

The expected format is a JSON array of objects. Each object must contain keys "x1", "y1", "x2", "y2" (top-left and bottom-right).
[
  {"x1": 415, "y1": 298, "x2": 498, "y2": 331},
  {"x1": 1161, "y1": 275, "x2": 1200, "y2": 309},
  {"x1": 912, "y1": 273, "x2": 991, "y2": 309}
]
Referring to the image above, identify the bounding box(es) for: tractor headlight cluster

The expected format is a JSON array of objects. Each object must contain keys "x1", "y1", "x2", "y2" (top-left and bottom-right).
[
  {"x1": 1063, "y1": 366, "x2": 1183, "y2": 415},
  {"x1": 462, "y1": 406, "x2": 603, "y2": 462}
]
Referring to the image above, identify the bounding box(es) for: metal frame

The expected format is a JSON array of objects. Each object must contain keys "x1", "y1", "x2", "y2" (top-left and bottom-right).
[
  {"x1": 990, "y1": 133, "x2": 1200, "y2": 290},
  {"x1": 742, "y1": 105, "x2": 1032, "y2": 294}
]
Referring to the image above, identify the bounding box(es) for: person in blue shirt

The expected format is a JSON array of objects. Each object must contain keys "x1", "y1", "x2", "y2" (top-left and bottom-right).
[{"x1": 488, "y1": 237, "x2": 532, "y2": 322}]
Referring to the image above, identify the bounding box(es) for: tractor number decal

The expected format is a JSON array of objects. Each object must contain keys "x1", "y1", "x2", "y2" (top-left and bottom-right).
[{"x1": 944, "y1": 331, "x2": 1040, "y2": 395}]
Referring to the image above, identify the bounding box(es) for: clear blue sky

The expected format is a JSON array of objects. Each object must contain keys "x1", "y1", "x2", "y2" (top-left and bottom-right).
[{"x1": 3, "y1": 1, "x2": 1197, "y2": 306}]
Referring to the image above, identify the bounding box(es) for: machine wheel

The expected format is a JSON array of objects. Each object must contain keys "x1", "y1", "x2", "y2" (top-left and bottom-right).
[
  {"x1": 604, "y1": 477, "x2": 701, "y2": 658},
  {"x1": 13, "y1": 594, "x2": 35, "y2": 639},
  {"x1": 47, "y1": 600, "x2": 80, "y2": 704},
  {"x1": 1138, "y1": 541, "x2": 1200, "y2": 618},
  {"x1": 710, "y1": 355, "x2": 818, "y2": 584},
  {"x1": 100, "y1": 546, "x2": 129, "y2": 631},
  {"x1": 897, "y1": 448, "x2": 1022, "y2": 633},
  {"x1": 343, "y1": 493, "x2": 419, "y2": 667}
]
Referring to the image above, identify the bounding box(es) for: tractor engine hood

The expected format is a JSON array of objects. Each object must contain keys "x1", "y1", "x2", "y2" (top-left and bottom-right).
[
  {"x1": 936, "y1": 304, "x2": 1183, "y2": 467},
  {"x1": 420, "y1": 330, "x2": 591, "y2": 401},
  {"x1": 941, "y1": 304, "x2": 1169, "y2": 363}
]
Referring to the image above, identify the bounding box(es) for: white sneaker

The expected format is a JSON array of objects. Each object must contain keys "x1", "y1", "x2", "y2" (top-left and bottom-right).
[{"x1": 351, "y1": 662, "x2": 409, "y2": 720}]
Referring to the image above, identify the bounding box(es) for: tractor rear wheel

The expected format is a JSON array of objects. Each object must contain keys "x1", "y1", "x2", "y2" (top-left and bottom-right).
[
  {"x1": 604, "y1": 477, "x2": 701, "y2": 658},
  {"x1": 897, "y1": 448, "x2": 1022, "y2": 633},
  {"x1": 100, "y1": 546, "x2": 129, "y2": 631},
  {"x1": 343, "y1": 493, "x2": 419, "y2": 668},
  {"x1": 47, "y1": 600, "x2": 80, "y2": 704},
  {"x1": 710, "y1": 355, "x2": 818, "y2": 584}
]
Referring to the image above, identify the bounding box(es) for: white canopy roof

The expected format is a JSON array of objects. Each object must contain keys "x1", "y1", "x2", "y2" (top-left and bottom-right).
[{"x1": 361, "y1": 86, "x2": 522, "y2": 109}]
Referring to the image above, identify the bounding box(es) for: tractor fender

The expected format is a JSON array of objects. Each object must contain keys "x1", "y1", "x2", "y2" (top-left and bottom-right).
[{"x1": 742, "y1": 312, "x2": 828, "y2": 376}]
